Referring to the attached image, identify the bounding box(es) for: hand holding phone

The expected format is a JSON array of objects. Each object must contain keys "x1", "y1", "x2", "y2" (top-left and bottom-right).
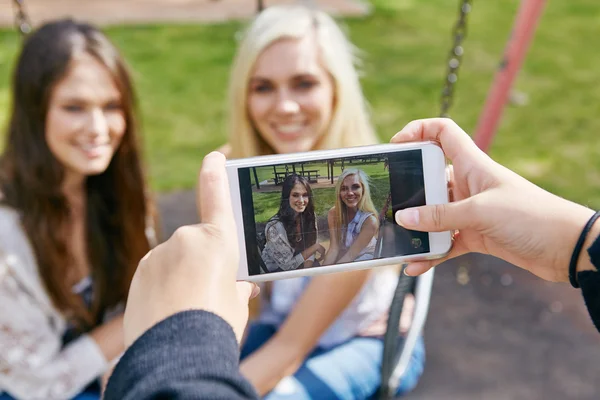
[{"x1": 226, "y1": 142, "x2": 452, "y2": 282}]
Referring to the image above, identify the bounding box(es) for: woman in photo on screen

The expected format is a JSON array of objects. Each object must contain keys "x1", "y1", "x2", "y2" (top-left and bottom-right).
[
  {"x1": 322, "y1": 169, "x2": 379, "y2": 266},
  {"x1": 222, "y1": 5, "x2": 425, "y2": 399},
  {"x1": 261, "y1": 174, "x2": 325, "y2": 273}
]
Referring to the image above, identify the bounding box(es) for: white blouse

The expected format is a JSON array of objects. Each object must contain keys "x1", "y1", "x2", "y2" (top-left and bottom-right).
[{"x1": 0, "y1": 205, "x2": 115, "y2": 399}]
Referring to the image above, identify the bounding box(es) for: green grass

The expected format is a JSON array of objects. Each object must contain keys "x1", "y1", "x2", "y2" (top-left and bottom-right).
[{"x1": 0, "y1": 0, "x2": 599, "y2": 208}]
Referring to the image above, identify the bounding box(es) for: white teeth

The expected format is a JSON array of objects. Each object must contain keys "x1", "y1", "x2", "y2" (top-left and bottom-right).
[{"x1": 276, "y1": 124, "x2": 304, "y2": 134}]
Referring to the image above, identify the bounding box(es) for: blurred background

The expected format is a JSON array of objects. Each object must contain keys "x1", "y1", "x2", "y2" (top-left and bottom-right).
[{"x1": 1, "y1": 0, "x2": 599, "y2": 398}]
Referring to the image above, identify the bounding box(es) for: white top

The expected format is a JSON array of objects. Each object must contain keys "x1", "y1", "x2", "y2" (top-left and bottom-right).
[
  {"x1": 0, "y1": 205, "x2": 115, "y2": 399},
  {"x1": 259, "y1": 210, "x2": 397, "y2": 348},
  {"x1": 341, "y1": 210, "x2": 377, "y2": 261}
]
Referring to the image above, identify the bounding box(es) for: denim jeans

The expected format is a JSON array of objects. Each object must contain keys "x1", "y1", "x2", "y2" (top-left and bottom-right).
[{"x1": 241, "y1": 322, "x2": 426, "y2": 400}]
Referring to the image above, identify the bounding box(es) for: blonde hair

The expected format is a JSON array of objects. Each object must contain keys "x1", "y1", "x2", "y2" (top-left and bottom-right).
[
  {"x1": 332, "y1": 168, "x2": 379, "y2": 246},
  {"x1": 227, "y1": 4, "x2": 378, "y2": 158}
]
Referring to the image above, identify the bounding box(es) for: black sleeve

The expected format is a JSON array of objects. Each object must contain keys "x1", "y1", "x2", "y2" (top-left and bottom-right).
[
  {"x1": 104, "y1": 310, "x2": 259, "y2": 400},
  {"x1": 578, "y1": 235, "x2": 600, "y2": 333}
]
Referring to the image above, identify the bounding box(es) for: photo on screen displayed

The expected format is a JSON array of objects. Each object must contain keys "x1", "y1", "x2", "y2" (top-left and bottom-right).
[{"x1": 238, "y1": 149, "x2": 430, "y2": 276}]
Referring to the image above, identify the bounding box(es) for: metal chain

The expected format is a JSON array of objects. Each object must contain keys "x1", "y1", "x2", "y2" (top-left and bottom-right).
[
  {"x1": 439, "y1": 0, "x2": 472, "y2": 117},
  {"x1": 12, "y1": 0, "x2": 32, "y2": 37}
]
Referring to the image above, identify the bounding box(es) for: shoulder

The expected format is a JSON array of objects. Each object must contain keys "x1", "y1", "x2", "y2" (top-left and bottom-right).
[
  {"x1": 360, "y1": 212, "x2": 378, "y2": 230},
  {"x1": 265, "y1": 218, "x2": 283, "y2": 231},
  {"x1": 327, "y1": 207, "x2": 336, "y2": 219},
  {"x1": 265, "y1": 219, "x2": 285, "y2": 238},
  {"x1": 0, "y1": 205, "x2": 38, "y2": 276},
  {"x1": 0, "y1": 204, "x2": 23, "y2": 235}
]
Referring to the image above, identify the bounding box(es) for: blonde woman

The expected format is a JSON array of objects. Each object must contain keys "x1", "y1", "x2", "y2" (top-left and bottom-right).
[
  {"x1": 322, "y1": 169, "x2": 379, "y2": 266},
  {"x1": 222, "y1": 5, "x2": 424, "y2": 399}
]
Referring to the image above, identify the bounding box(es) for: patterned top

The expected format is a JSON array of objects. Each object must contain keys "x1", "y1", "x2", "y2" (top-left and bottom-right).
[
  {"x1": 261, "y1": 219, "x2": 315, "y2": 273},
  {"x1": 0, "y1": 205, "x2": 148, "y2": 399}
]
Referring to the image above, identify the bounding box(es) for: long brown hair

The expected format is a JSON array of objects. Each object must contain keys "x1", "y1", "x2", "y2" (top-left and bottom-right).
[
  {"x1": 0, "y1": 19, "x2": 156, "y2": 329},
  {"x1": 271, "y1": 174, "x2": 317, "y2": 253}
]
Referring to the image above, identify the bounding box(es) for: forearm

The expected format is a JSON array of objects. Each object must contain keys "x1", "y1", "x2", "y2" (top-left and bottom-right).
[
  {"x1": 89, "y1": 314, "x2": 124, "y2": 362},
  {"x1": 240, "y1": 340, "x2": 304, "y2": 395},
  {"x1": 241, "y1": 270, "x2": 371, "y2": 394},
  {"x1": 337, "y1": 222, "x2": 377, "y2": 264},
  {"x1": 301, "y1": 244, "x2": 318, "y2": 260},
  {"x1": 322, "y1": 247, "x2": 338, "y2": 266},
  {"x1": 337, "y1": 249, "x2": 358, "y2": 264}
]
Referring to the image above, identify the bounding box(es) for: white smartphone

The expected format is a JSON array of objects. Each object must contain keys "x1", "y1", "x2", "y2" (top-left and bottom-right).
[{"x1": 226, "y1": 141, "x2": 452, "y2": 283}]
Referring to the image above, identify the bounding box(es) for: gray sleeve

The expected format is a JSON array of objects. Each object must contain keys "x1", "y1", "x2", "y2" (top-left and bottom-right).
[{"x1": 263, "y1": 222, "x2": 305, "y2": 271}]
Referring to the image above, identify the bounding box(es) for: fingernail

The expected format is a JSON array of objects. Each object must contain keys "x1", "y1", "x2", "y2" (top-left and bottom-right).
[
  {"x1": 250, "y1": 284, "x2": 261, "y2": 299},
  {"x1": 396, "y1": 209, "x2": 419, "y2": 227},
  {"x1": 403, "y1": 267, "x2": 412, "y2": 276}
]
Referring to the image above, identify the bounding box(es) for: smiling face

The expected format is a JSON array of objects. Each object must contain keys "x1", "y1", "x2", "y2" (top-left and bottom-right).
[
  {"x1": 45, "y1": 52, "x2": 125, "y2": 183},
  {"x1": 247, "y1": 35, "x2": 335, "y2": 154},
  {"x1": 340, "y1": 174, "x2": 363, "y2": 210},
  {"x1": 289, "y1": 182, "x2": 310, "y2": 213}
]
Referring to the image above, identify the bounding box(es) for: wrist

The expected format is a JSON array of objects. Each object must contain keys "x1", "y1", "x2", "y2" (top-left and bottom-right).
[
  {"x1": 90, "y1": 316, "x2": 125, "y2": 361},
  {"x1": 549, "y1": 203, "x2": 596, "y2": 282}
]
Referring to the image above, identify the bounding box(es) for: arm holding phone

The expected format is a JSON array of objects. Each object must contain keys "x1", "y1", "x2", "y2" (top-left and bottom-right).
[
  {"x1": 390, "y1": 118, "x2": 600, "y2": 332},
  {"x1": 104, "y1": 118, "x2": 600, "y2": 400},
  {"x1": 104, "y1": 152, "x2": 260, "y2": 399}
]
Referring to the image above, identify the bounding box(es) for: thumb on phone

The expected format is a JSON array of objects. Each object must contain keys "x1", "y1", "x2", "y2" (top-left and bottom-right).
[{"x1": 395, "y1": 199, "x2": 472, "y2": 233}]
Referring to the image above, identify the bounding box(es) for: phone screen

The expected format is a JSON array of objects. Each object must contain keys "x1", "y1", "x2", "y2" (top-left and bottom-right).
[{"x1": 238, "y1": 149, "x2": 429, "y2": 276}]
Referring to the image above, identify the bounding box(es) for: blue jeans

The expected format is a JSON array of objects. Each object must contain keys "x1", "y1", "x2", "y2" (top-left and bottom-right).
[{"x1": 241, "y1": 323, "x2": 425, "y2": 400}]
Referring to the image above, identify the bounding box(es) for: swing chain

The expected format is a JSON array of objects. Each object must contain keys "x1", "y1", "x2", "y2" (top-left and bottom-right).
[
  {"x1": 12, "y1": 0, "x2": 32, "y2": 37},
  {"x1": 440, "y1": 0, "x2": 472, "y2": 117}
]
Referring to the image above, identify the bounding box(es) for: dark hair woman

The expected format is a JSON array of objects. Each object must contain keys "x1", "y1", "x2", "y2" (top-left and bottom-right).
[
  {"x1": 0, "y1": 19, "x2": 157, "y2": 399},
  {"x1": 261, "y1": 174, "x2": 324, "y2": 272}
]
